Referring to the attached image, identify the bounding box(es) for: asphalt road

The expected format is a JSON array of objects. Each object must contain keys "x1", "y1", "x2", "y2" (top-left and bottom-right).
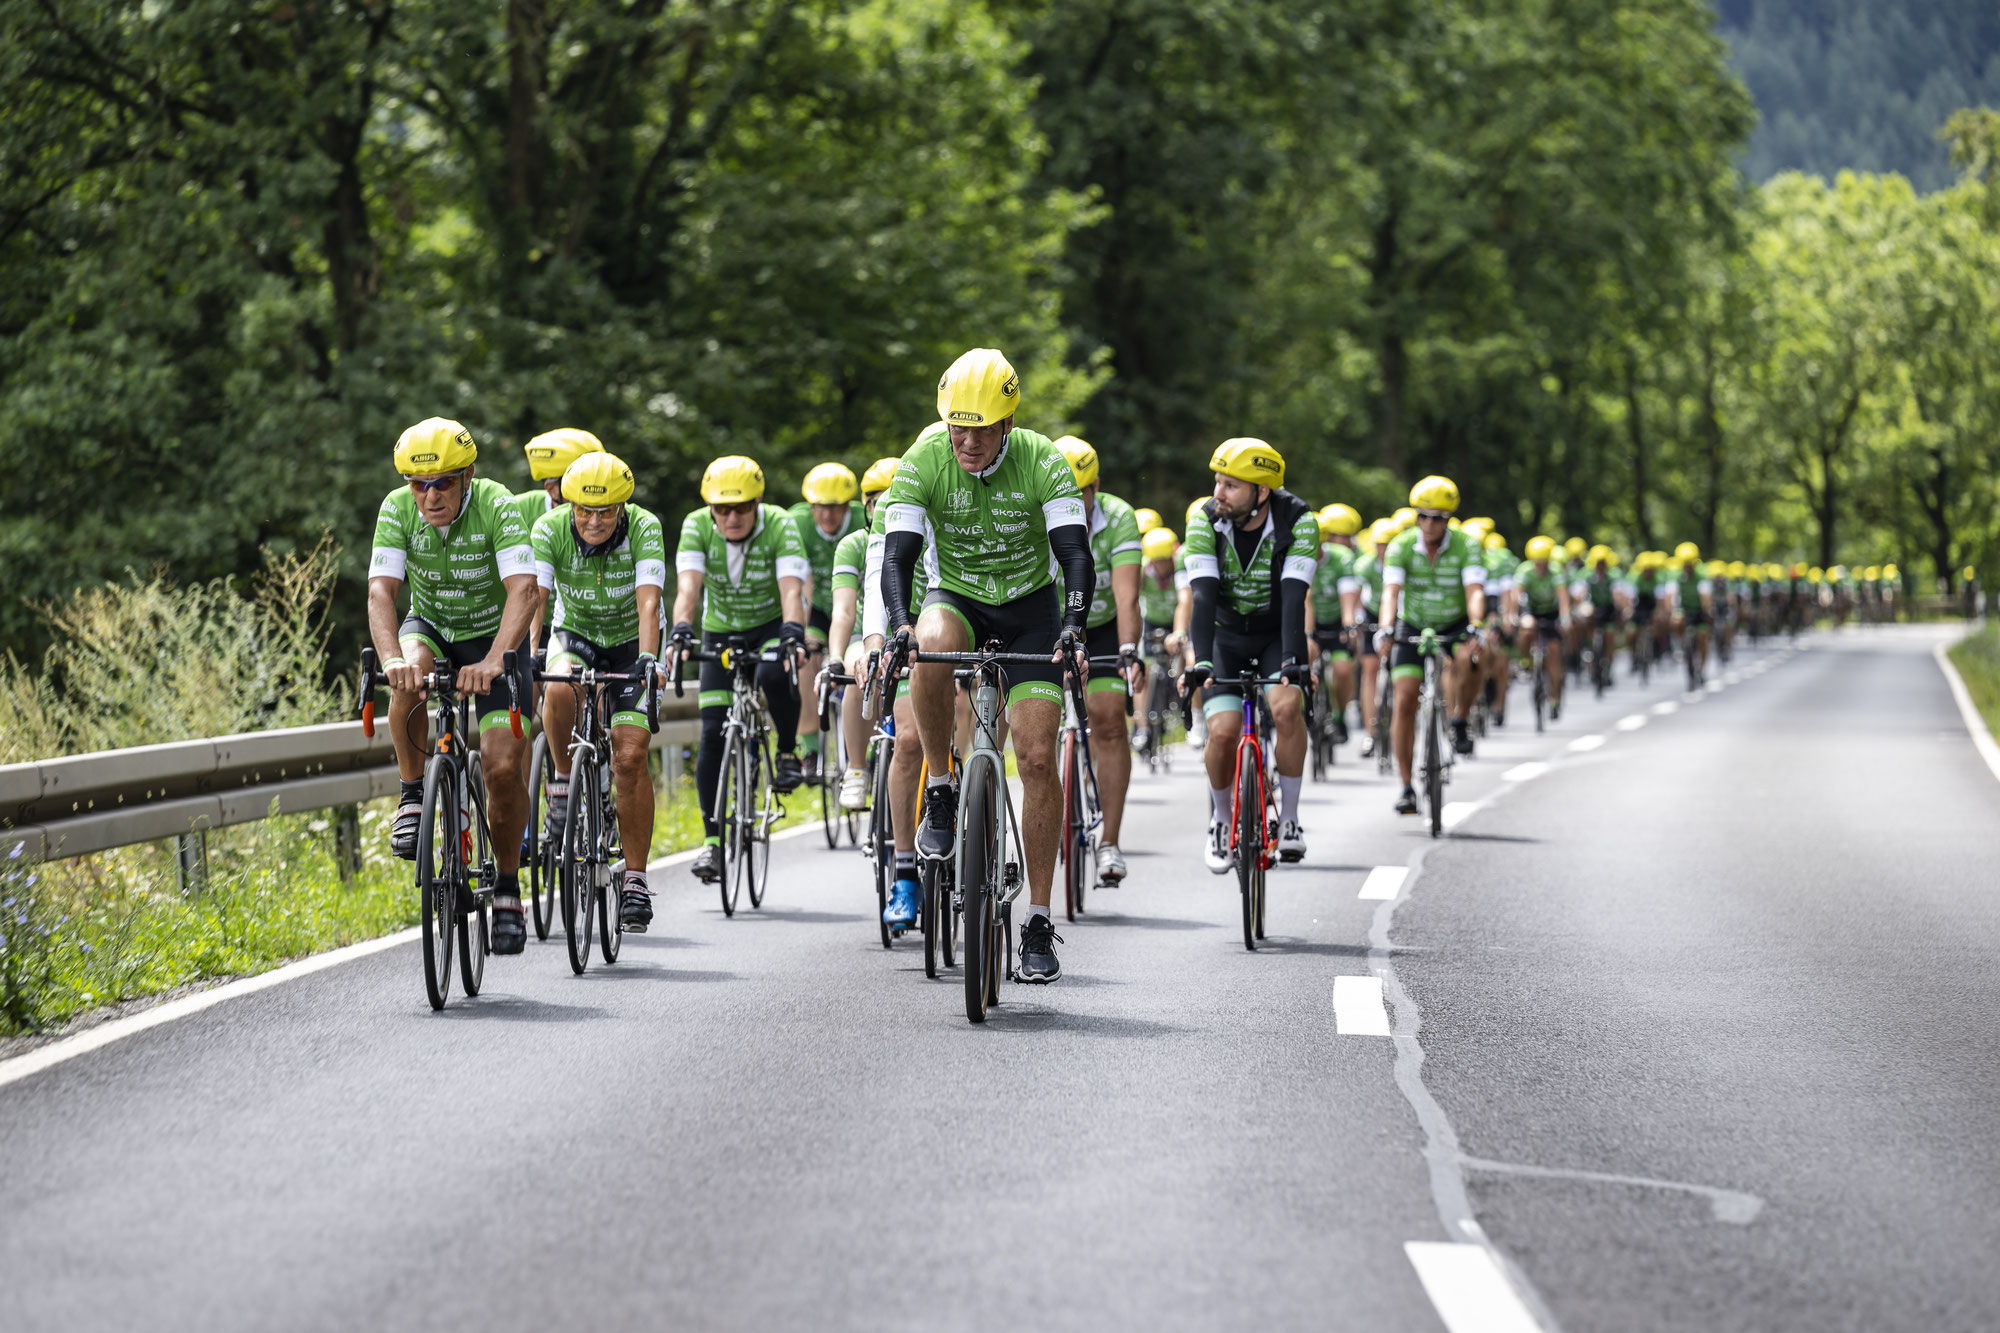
[{"x1": 3, "y1": 624, "x2": 1993, "y2": 1332}]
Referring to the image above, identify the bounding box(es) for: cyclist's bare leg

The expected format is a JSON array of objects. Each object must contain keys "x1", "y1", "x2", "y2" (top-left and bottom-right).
[
  {"x1": 841, "y1": 643, "x2": 870, "y2": 772},
  {"x1": 911, "y1": 604, "x2": 968, "y2": 779},
  {"x1": 1359, "y1": 654, "x2": 1382, "y2": 737},
  {"x1": 387, "y1": 641, "x2": 439, "y2": 783},
  {"x1": 541, "y1": 670, "x2": 578, "y2": 777},
  {"x1": 1332, "y1": 657, "x2": 1355, "y2": 722},
  {"x1": 1204, "y1": 706, "x2": 1244, "y2": 791},
  {"x1": 478, "y1": 724, "x2": 528, "y2": 875},
  {"x1": 1546, "y1": 633, "x2": 1565, "y2": 704},
  {"x1": 798, "y1": 636, "x2": 825, "y2": 749},
  {"x1": 1391, "y1": 674, "x2": 1420, "y2": 785},
  {"x1": 1270, "y1": 683, "x2": 1306, "y2": 776},
  {"x1": 610, "y1": 723, "x2": 654, "y2": 872},
  {"x1": 1008, "y1": 695, "x2": 1062, "y2": 909},
  {"x1": 890, "y1": 693, "x2": 922, "y2": 855},
  {"x1": 1447, "y1": 639, "x2": 1479, "y2": 720},
  {"x1": 1086, "y1": 687, "x2": 1131, "y2": 845}
]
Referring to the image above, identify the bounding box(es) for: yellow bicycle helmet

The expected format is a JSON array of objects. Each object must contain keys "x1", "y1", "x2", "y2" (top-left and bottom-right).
[
  {"x1": 801, "y1": 462, "x2": 858, "y2": 505},
  {"x1": 860, "y1": 456, "x2": 902, "y2": 497},
  {"x1": 523, "y1": 427, "x2": 603, "y2": 481},
  {"x1": 1727, "y1": 560, "x2": 1746, "y2": 578},
  {"x1": 1461, "y1": 516, "x2": 1494, "y2": 540},
  {"x1": 937, "y1": 348, "x2": 1019, "y2": 427},
  {"x1": 1525, "y1": 535, "x2": 1556, "y2": 562},
  {"x1": 561, "y1": 452, "x2": 635, "y2": 508},
  {"x1": 1142, "y1": 528, "x2": 1179, "y2": 561},
  {"x1": 1483, "y1": 532, "x2": 1507, "y2": 552},
  {"x1": 394, "y1": 417, "x2": 478, "y2": 476},
  {"x1": 1187, "y1": 496, "x2": 1212, "y2": 526},
  {"x1": 1675, "y1": 540, "x2": 1700, "y2": 562},
  {"x1": 1134, "y1": 507, "x2": 1162, "y2": 534},
  {"x1": 1054, "y1": 435, "x2": 1100, "y2": 490},
  {"x1": 1391, "y1": 506, "x2": 1417, "y2": 531},
  {"x1": 1409, "y1": 475, "x2": 1459, "y2": 513},
  {"x1": 1317, "y1": 503, "x2": 1362, "y2": 538},
  {"x1": 1883, "y1": 563, "x2": 1900, "y2": 579},
  {"x1": 1209, "y1": 437, "x2": 1285, "y2": 487},
  {"x1": 701, "y1": 455, "x2": 765, "y2": 505},
  {"x1": 1808, "y1": 567, "x2": 1824, "y2": 583},
  {"x1": 1563, "y1": 536, "x2": 1587, "y2": 559},
  {"x1": 1368, "y1": 519, "x2": 1398, "y2": 550}
]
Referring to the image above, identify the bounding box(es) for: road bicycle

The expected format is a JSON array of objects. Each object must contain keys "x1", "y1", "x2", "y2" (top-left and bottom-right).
[
  {"x1": 1371, "y1": 652, "x2": 1394, "y2": 776},
  {"x1": 1134, "y1": 628, "x2": 1180, "y2": 775},
  {"x1": 1389, "y1": 625, "x2": 1466, "y2": 839},
  {"x1": 1182, "y1": 669, "x2": 1309, "y2": 951},
  {"x1": 1682, "y1": 621, "x2": 1706, "y2": 692},
  {"x1": 525, "y1": 727, "x2": 558, "y2": 940},
  {"x1": 1057, "y1": 653, "x2": 1129, "y2": 921},
  {"x1": 854, "y1": 653, "x2": 906, "y2": 951},
  {"x1": 533, "y1": 659, "x2": 657, "y2": 974},
  {"x1": 882, "y1": 639, "x2": 1086, "y2": 1023},
  {"x1": 358, "y1": 646, "x2": 523, "y2": 1010},
  {"x1": 815, "y1": 662, "x2": 862, "y2": 851},
  {"x1": 674, "y1": 634, "x2": 796, "y2": 917}
]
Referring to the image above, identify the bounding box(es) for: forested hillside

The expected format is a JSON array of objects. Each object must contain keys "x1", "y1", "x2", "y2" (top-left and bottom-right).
[{"x1": 1718, "y1": 0, "x2": 2000, "y2": 189}]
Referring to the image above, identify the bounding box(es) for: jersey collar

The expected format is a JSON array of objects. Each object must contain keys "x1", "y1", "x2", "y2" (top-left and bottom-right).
[{"x1": 969, "y1": 433, "x2": 1010, "y2": 480}]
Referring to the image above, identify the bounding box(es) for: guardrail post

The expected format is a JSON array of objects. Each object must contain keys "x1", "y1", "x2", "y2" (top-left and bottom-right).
[
  {"x1": 176, "y1": 830, "x2": 208, "y2": 895},
  {"x1": 333, "y1": 804, "x2": 362, "y2": 881}
]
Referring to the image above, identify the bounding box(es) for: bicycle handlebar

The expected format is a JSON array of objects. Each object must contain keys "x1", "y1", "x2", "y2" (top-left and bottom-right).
[{"x1": 356, "y1": 646, "x2": 525, "y2": 738}]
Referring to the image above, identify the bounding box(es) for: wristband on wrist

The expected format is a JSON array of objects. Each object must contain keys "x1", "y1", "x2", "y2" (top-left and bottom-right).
[
  {"x1": 384, "y1": 657, "x2": 408, "y2": 669},
  {"x1": 1118, "y1": 642, "x2": 1136, "y2": 655}
]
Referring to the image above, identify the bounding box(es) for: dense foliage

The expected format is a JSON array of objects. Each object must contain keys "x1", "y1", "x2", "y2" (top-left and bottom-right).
[{"x1": 3, "y1": 0, "x2": 1999, "y2": 677}]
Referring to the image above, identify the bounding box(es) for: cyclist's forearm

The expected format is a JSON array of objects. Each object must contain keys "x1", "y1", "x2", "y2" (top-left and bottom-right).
[
  {"x1": 828, "y1": 588, "x2": 859, "y2": 661},
  {"x1": 367, "y1": 578, "x2": 405, "y2": 662},
  {"x1": 672, "y1": 571, "x2": 703, "y2": 630},
  {"x1": 1112, "y1": 563, "x2": 1142, "y2": 647},
  {"x1": 490, "y1": 574, "x2": 539, "y2": 659},
  {"x1": 1048, "y1": 523, "x2": 1094, "y2": 632},
  {"x1": 1280, "y1": 576, "x2": 1309, "y2": 663},
  {"x1": 1188, "y1": 578, "x2": 1220, "y2": 664},
  {"x1": 779, "y1": 576, "x2": 805, "y2": 626},
  {"x1": 637, "y1": 586, "x2": 662, "y2": 659},
  {"x1": 879, "y1": 530, "x2": 923, "y2": 630}
]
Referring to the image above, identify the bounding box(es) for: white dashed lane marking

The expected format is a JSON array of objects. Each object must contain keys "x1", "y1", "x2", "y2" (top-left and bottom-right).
[
  {"x1": 1333, "y1": 975, "x2": 1391, "y2": 1035},
  {"x1": 1616, "y1": 714, "x2": 1648, "y2": 731},
  {"x1": 1359, "y1": 866, "x2": 1408, "y2": 900},
  {"x1": 1650, "y1": 700, "x2": 1679, "y2": 716},
  {"x1": 1566, "y1": 734, "x2": 1606, "y2": 753},
  {"x1": 1501, "y1": 762, "x2": 1548, "y2": 783},
  {"x1": 1405, "y1": 1243, "x2": 1545, "y2": 1333}
]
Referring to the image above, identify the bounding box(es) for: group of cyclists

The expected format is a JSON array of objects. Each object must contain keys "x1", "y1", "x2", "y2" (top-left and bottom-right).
[{"x1": 364, "y1": 346, "x2": 1906, "y2": 984}]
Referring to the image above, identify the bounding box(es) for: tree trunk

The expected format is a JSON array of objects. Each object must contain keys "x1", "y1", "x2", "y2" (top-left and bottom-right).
[
  {"x1": 1370, "y1": 204, "x2": 1406, "y2": 479},
  {"x1": 1623, "y1": 351, "x2": 1652, "y2": 550},
  {"x1": 1698, "y1": 331, "x2": 1723, "y2": 552}
]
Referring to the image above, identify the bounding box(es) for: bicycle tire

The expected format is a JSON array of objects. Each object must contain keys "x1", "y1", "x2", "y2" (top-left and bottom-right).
[
  {"x1": 458, "y1": 753, "x2": 489, "y2": 997},
  {"x1": 746, "y1": 739, "x2": 770, "y2": 910},
  {"x1": 1059, "y1": 728, "x2": 1083, "y2": 922},
  {"x1": 1532, "y1": 646, "x2": 1546, "y2": 733},
  {"x1": 871, "y1": 744, "x2": 894, "y2": 950},
  {"x1": 819, "y1": 695, "x2": 841, "y2": 850},
  {"x1": 562, "y1": 758, "x2": 598, "y2": 975},
  {"x1": 527, "y1": 732, "x2": 554, "y2": 941},
  {"x1": 1422, "y1": 669, "x2": 1444, "y2": 839},
  {"x1": 961, "y1": 761, "x2": 1000, "y2": 1023},
  {"x1": 717, "y1": 731, "x2": 743, "y2": 917},
  {"x1": 921, "y1": 856, "x2": 942, "y2": 977},
  {"x1": 597, "y1": 759, "x2": 622, "y2": 965},
  {"x1": 1236, "y1": 752, "x2": 1261, "y2": 952},
  {"x1": 417, "y1": 756, "x2": 455, "y2": 1010}
]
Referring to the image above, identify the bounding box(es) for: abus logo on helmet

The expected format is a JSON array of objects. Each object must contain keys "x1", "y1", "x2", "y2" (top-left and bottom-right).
[
  {"x1": 947, "y1": 410, "x2": 984, "y2": 425},
  {"x1": 1000, "y1": 374, "x2": 1018, "y2": 398},
  {"x1": 583, "y1": 484, "x2": 606, "y2": 497},
  {"x1": 412, "y1": 451, "x2": 439, "y2": 465},
  {"x1": 1251, "y1": 456, "x2": 1279, "y2": 473}
]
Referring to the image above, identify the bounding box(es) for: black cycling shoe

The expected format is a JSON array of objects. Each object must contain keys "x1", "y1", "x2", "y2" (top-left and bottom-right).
[
  {"x1": 1360, "y1": 734, "x2": 1378, "y2": 759},
  {"x1": 800, "y1": 751, "x2": 821, "y2": 785},
  {"x1": 1017, "y1": 914, "x2": 1062, "y2": 983},
  {"x1": 1332, "y1": 716, "x2": 1350, "y2": 745},
  {"x1": 390, "y1": 802, "x2": 422, "y2": 861},
  {"x1": 773, "y1": 752, "x2": 805, "y2": 793},
  {"x1": 917, "y1": 783, "x2": 958, "y2": 860},
  {"x1": 1395, "y1": 786, "x2": 1420, "y2": 815},
  {"x1": 691, "y1": 844, "x2": 723, "y2": 882},
  {"x1": 1451, "y1": 721, "x2": 1475, "y2": 756},
  {"x1": 491, "y1": 900, "x2": 527, "y2": 955},
  {"x1": 620, "y1": 880, "x2": 654, "y2": 932},
  {"x1": 542, "y1": 794, "x2": 568, "y2": 844}
]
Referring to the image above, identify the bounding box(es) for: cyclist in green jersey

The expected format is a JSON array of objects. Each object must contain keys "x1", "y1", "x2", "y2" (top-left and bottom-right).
[
  {"x1": 665, "y1": 455, "x2": 811, "y2": 884},
  {"x1": 1669, "y1": 541, "x2": 1714, "y2": 674},
  {"x1": 1182, "y1": 438, "x2": 1319, "y2": 869},
  {"x1": 1477, "y1": 528, "x2": 1514, "y2": 727},
  {"x1": 1352, "y1": 521, "x2": 1391, "y2": 757},
  {"x1": 1510, "y1": 535, "x2": 1572, "y2": 719},
  {"x1": 1132, "y1": 526, "x2": 1181, "y2": 752},
  {"x1": 368, "y1": 418, "x2": 539, "y2": 952},
  {"x1": 514, "y1": 428, "x2": 604, "y2": 666},
  {"x1": 879, "y1": 349, "x2": 1094, "y2": 983},
  {"x1": 1377, "y1": 476, "x2": 1488, "y2": 815},
  {"x1": 827, "y1": 457, "x2": 901, "y2": 816},
  {"x1": 788, "y1": 463, "x2": 859, "y2": 784},
  {"x1": 531, "y1": 452, "x2": 668, "y2": 931},
  {"x1": 1308, "y1": 503, "x2": 1364, "y2": 745},
  {"x1": 1054, "y1": 435, "x2": 1146, "y2": 883}
]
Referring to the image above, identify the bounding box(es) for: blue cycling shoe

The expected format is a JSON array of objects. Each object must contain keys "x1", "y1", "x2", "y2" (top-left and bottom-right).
[{"x1": 884, "y1": 876, "x2": 922, "y2": 929}]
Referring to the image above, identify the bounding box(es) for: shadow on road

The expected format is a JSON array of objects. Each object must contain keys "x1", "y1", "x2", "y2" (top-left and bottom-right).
[
  {"x1": 420, "y1": 996, "x2": 610, "y2": 1023},
  {"x1": 978, "y1": 1004, "x2": 1191, "y2": 1039},
  {"x1": 1089, "y1": 913, "x2": 1218, "y2": 932}
]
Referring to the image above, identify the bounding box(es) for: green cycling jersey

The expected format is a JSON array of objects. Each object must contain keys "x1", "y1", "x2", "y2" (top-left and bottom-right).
[
  {"x1": 1513, "y1": 560, "x2": 1564, "y2": 616},
  {"x1": 786, "y1": 500, "x2": 856, "y2": 617},
  {"x1": 1085, "y1": 491, "x2": 1143, "y2": 629},
  {"x1": 1384, "y1": 527, "x2": 1485, "y2": 629},
  {"x1": 532, "y1": 504, "x2": 667, "y2": 646},
  {"x1": 1182, "y1": 500, "x2": 1321, "y2": 622},
  {"x1": 370, "y1": 477, "x2": 535, "y2": 640},
  {"x1": 1352, "y1": 550, "x2": 1383, "y2": 614},
  {"x1": 1312, "y1": 542, "x2": 1357, "y2": 625},
  {"x1": 674, "y1": 504, "x2": 809, "y2": 633},
  {"x1": 1139, "y1": 561, "x2": 1177, "y2": 628},
  {"x1": 880, "y1": 423, "x2": 1084, "y2": 606}
]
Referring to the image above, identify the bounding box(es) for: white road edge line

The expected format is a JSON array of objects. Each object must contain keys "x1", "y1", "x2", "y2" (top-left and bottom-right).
[
  {"x1": 0, "y1": 820, "x2": 828, "y2": 1090},
  {"x1": 1933, "y1": 639, "x2": 2000, "y2": 786},
  {"x1": 1333, "y1": 975, "x2": 1391, "y2": 1035},
  {"x1": 1405, "y1": 1242, "x2": 1545, "y2": 1333},
  {"x1": 1440, "y1": 801, "x2": 1479, "y2": 830},
  {"x1": 1359, "y1": 865, "x2": 1409, "y2": 901}
]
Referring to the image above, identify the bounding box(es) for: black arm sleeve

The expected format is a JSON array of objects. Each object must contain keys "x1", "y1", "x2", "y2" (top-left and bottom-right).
[
  {"x1": 1280, "y1": 575, "x2": 1309, "y2": 664},
  {"x1": 1048, "y1": 523, "x2": 1095, "y2": 633},
  {"x1": 880, "y1": 530, "x2": 922, "y2": 632},
  {"x1": 1189, "y1": 578, "x2": 1220, "y2": 665}
]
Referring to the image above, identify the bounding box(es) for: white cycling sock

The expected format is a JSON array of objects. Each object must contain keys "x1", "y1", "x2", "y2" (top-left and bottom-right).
[
  {"x1": 1279, "y1": 775, "x2": 1302, "y2": 823},
  {"x1": 926, "y1": 773, "x2": 953, "y2": 791},
  {"x1": 1210, "y1": 786, "x2": 1232, "y2": 821},
  {"x1": 1027, "y1": 904, "x2": 1050, "y2": 923}
]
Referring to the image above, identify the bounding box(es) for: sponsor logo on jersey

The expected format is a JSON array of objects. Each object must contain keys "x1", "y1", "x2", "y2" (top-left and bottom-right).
[{"x1": 946, "y1": 489, "x2": 974, "y2": 514}]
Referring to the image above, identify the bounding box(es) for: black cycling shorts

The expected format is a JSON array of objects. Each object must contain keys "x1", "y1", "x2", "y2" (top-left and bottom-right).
[
  {"x1": 697, "y1": 617, "x2": 788, "y2": 711},
  {"x1": 397, "y1": 614, "x2": 532, "y2": 730},
  {"x1": 807, "y1": 604, "x2": 832, "y2": 639},
  {"x1": 547, "y1": 629, "x2": 653, "y2": 729},
  {"x1": 1202, "y1": 623, "x2": 1289, "y2": 719},
  {"x1": 1389, "y1": 618, "x2": 1470, "y2": 680},
  {"x1": 1521, "y1": 611, "x2": 1564, "y2": 643},
  {"x1": 1084, "y1": 619, "x2": 1131, "y2": 697},
  {"x1": 921, "y1": 585, "x2": 1063, "y2": 707}
]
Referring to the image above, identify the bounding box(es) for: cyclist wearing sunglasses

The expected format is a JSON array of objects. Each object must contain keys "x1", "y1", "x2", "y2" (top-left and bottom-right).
[
  {"x1": 530, "y1": 452, "x2": 668, "y2": 931},
  {"x1": 667, "y1": 455, "x2": 811, "y2": 885},
  {"x1": 788, "y1": 462, "x2": 860, "y2": 785},
  {"x1": 879, "y1": 347, "x2": 1095, "y2": 983},
  {"x1": 367, "y1": 417, "x2": 540, "y2": 952},
  {"x1": 1181, "y1": 438, "x2": 1319, "y2": 871},
  {"x1": 1377, "y1": 476, "x2": 1488, "y2": 816}
]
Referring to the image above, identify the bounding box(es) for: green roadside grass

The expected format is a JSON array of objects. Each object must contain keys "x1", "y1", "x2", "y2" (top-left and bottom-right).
[
  {"x1": 1947, "y1": 621, "x2": 2000, "y2": 742},
  {"x1": 1, "y1": 775, "x2": 819, "y2": 1039}
]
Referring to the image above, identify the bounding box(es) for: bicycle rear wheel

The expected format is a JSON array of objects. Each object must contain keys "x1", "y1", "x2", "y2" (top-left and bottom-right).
[
  {"x1": 458, "y1": 755, "x2": 489, "y2": 997},
  {"x1": 717, "y1": 732, "x2": 744, "y2": 917},
  {"x1": 417, "y1": 757, "x2": 456, "y2": 1010},
  {"x1": 1532, "y1": 647, "x2": 1546, "y2": 732},
  {"x1": 746, "y1": 741, "x2": 770, "y2": 909},
  {"x1": 527, "y1": 733, "x2": 555, "y2": 941},
  {"x1": 870, "y1": 743, "x2": 894, "y2": 949},
  {"x1": 1423, "y1": 675, "x2": 1444, "y2": 839},
  {"x1": 1059, "y1": 727, "x2": 1084, "y2": 921},
  {"x1": 961, "y1": 762, "x2": 1000, "y2": 1023},
  {"x1": 921, "y1": 856, "x2": 943, "y2": 977},
  {"x1": 562, "y1": 759, "x2": 599, "y2": 974},
  {"x1": 819, "y1": 696, "x2": 841, "y2": 850},
  {"x1": 1235, "y1": 753, "x2": 1261, "y2": 952}
]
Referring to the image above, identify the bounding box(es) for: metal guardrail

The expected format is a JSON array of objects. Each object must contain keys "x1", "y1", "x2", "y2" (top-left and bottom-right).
[{"x1": 1, "y1": 698, "x2": 700, "y2": 867}]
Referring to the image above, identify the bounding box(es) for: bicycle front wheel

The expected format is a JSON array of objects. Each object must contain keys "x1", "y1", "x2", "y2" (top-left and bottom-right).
[
  {"x1": 458, "y1": 754, "x2": 489, "y2": 997},
  {"x1": 871, "y1": 742, "x2": 894, "y2": 949},
  {"x1": 1060, "y1": 727, "x2": 1084, "y2": 922},
  {"x1": 416, "y1": 756, "x2": 456, "y2": 1010},
  {"x1": 745, "y1": 740, "x2": 771, "y2": 909},
  {"x1": 528, "y1": 733, "x2": 555, "y2": 941},
  {"x1": 1422, "y1": 675, "x2": 1444, "y2": 839},
  {"x1": 717, "y1": 732, "x2": 744, "y2": 917},
  {"x1": 562, "y1": 758, "x2": 599, "y2": 974},
  {"x1": 1235, "y1": 753, "x2": 1262, "y2": 952},
  {"x1": 961, "y1": 762, "x2": 1001, "y2": 1023}
]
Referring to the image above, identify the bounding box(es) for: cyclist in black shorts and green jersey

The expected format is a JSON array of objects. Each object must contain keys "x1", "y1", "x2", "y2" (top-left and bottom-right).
[
  {"x1": 666, "y1": 455, "x2": 811, "y2": 884},
  {"x1": 879, "y1": 348, "x2": 1095, "y2": 983},
  {"x1": 788, "y1": 463, "x2": 859, "y2": 784},
  {"x1": 1182, "y1": 438, "x2": 1320, "y2": 869},
  {"x1": 368, "y1": 417, "x2": 539, "y2": 952},
  {"x1": 1352, "y1": 520, "x2": 1391, "y2": 757},
  {"x1": 1309, "y1": 503, "x2": 1364, "y2": 744},
  {"x1": 531, "y1": 452, "x2": 668, "y2": 931},
  {"x1": 1510, "y1": 535, "x2": 1571, "y2": 720},
  {"x1": 1377, "y1": 476, "x2": 1487, "y2": 815}
]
